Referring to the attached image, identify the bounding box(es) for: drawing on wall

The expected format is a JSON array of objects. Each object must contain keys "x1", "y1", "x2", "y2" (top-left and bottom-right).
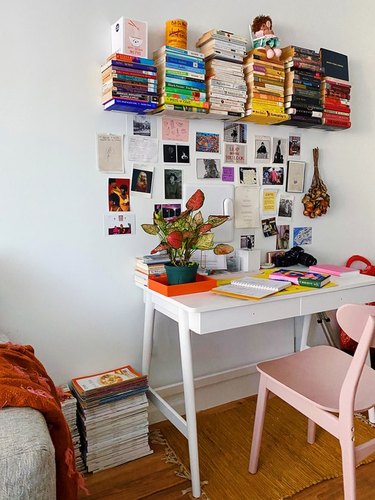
[
  {"x1": 97, "y1": 133, "x2": 124, "y2": 173},
  {"x1": 108, "y1": 178, "x2": 130, "y2": 211},
  {"x1": 164, "y1": 169, "x2": 182, "y2": 199},
  {"x1": 272, "y1": 137, "x2": 287, "y2": 164},
  {"x1": 254, "y1": 136, "x2": 271, "y2": 162},
  {"x1": 262, "y1": 166, "x2": 284, "y2": 185},
  {"x1": 196, "y1": 132, "x2": 220, "y2": 153},
  {"x1": 239, "y1": 167, "x2": 257, "y2": 185},
  {"x1": 224, "y1": 122, "x2": 247, "y2": 143},
  {"x1": 154, "y1": 203, "x2": 181, "y2": 221},
  {"x1": 293, "y1": 227, "x2": 313, "y2": 246},
  {"x1": 104, "y1": 212, "x2": 135, "y2": 236},
  {"x1": 196, "y1": 158, "x2": 221, "y2": 179},
  {"x1": 131, "y1": 165, "x2": 154, "y2": 197},
  {"x1": 162, "y1": 117, "x2": 189, "y2": 142},
  {"x1": 276, "y1": 224, "x2": 290, "y2": 250}
]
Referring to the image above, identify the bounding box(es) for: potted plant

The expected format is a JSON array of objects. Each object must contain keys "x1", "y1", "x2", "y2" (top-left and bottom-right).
[{"x1": 141, "y1": 189, "x2": 234, "y2": 285}]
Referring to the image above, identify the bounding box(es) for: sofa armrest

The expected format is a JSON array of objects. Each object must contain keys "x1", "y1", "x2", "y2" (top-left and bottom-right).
[{"x1": 0, "y1": 407, "x2": 56, "y2": 500}]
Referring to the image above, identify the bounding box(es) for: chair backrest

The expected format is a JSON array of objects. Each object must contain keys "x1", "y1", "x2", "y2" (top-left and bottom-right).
[
  {"x1": 337, "y1": 304, "x2": 375, "y2": 414},
  {"x1": 337, "y1": 304, "x2": 375, "y2": 346}
]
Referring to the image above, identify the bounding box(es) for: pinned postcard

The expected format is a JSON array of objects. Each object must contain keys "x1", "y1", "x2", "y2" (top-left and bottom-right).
[
  {"x1": 97, "y1": 133, "x2": 124, "y2": 173},
  {"x1": 235, "y1": 186, "x2": 260, "y2": 228},
  {"x1": 262, "y1": 190, "x2": 277, "y2": 213},
  {"x1": 162, "y1": 117, "x2": 189, "y2": 142},
  {"x1": 131, "y1": 165, "x2": 154, "y2": 197},
  {"x1": 222, "y1": 166, "x2": 234, "y2": 182},
  {"x1": 293, "y1": 227, "x2": 312, "y2": 246},
  {"x1": 127, "y1": 136, "x2": 158, "y2": 163},
  {"x1": 104, "y1": 212, "x2": 135, "y2": 236},
  {"x1": 224, "y1": 143, "x2": 246, "y2": 164}
]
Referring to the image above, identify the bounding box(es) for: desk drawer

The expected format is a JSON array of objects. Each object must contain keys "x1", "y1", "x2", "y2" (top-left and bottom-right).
[
  {"x1": 300, "y1": 285, "x2": 375, "y2": 315},
  {"x1": 190, "y1": 299, "x2": 300, "y2": 334}
]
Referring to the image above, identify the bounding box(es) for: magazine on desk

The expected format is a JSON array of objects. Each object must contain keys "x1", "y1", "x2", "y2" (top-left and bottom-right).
[{"x1": 211, "y1": 277, "x2": 291, "y2": 300}]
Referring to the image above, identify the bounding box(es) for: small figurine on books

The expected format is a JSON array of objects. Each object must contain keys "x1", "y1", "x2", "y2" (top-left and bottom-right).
[{"x1": 250, "y1": 15, "x2": 282, "y2": 59}]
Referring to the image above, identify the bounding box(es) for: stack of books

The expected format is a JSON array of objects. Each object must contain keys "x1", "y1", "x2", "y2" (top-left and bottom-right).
[
  {"x1": 134, "y1": 254, "x2": 169, "y2": 287},
  {"x1": 71, "y1": 365, "x2": 152, "y2": 473},
  {"x1": 242, "y1": 48, "x2": 288, "y2": 124},
  {"x1": 319, "y1": 48, "x2": 351, "y2": 130},
  {"x1": 58, "y1": 384, "x2": 85, "y2": 473},
  {"x1": 196, "y1": 29, "x2": 248, "y2": 118},
  {"x1": 282, "y1": 45, "x2": 323, "y2": 127},
  {"x1": 153, "y1": 45, "x2": 208, "y2": 115},
  {"x1": 101, "y1": 53, "x2": 158, "y2": 112}
]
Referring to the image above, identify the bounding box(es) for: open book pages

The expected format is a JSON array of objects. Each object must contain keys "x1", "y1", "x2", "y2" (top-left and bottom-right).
[{"x1": 211, "y1": 277, "x2": 291, "y2": 300}]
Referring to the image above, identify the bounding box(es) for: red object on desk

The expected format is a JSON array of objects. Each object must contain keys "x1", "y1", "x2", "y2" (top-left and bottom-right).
[{"x1": 148, "y1": 274, "x2": 217, "y2": 296}]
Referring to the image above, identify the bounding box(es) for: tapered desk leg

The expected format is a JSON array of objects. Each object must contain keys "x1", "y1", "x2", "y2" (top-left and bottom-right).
[
  {"x1": 178, "y1": 309, "x2": 200, "y2": 499},
  {"x1": 142, "y1": 292, "x2": 155, "y2": 376},
  {"x1": 300, "y1": 314, "x2": 312, "y2": 351}
]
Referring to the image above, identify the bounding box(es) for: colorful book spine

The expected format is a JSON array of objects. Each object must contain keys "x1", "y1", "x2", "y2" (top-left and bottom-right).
[
  {"x1": 165, "y1": 68, "x2": 205, "y2": 80},
  {"x1": 164, "y1": 86, "x2": 206, "y2": 98},
  {"x1": 102, "y1": 59, "x2": 157, "y2": 73},
  {"x1": 102, "y1": 68, "x2": 157, "y2": 78},
  {"x1": 104, "y1": 98, "x2": 158, "y2": 111},
  {"x1": 107, "y1": 53, "x2": 154, "y2": 66},
  {"x1": 104, "y1": 74, "x2": 157, "y2": 85},
  {"x1": 161, "y1": 96, "x2": 209, "y2": 108}
]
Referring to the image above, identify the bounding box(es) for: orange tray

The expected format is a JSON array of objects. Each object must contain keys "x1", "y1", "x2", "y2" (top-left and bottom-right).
[{"x1": 148, "y1": 274, "x2": 217, "y2": 296}]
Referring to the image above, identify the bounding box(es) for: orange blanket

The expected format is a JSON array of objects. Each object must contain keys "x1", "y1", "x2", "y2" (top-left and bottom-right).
[{"x1": 0, "y1": 342, "x2": 85, "y2": 499}]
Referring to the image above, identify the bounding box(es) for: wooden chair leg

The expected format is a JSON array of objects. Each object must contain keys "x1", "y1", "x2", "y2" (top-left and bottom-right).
[
  {"x1": 307, "y1": 418, "x2": 316, "y2": 444},
  {"x1": 340, "y1": 435, "x2": 356, "y2": 500},
  {"x1": 249, "y1": 375, "x2": 269, "y2": 474}
]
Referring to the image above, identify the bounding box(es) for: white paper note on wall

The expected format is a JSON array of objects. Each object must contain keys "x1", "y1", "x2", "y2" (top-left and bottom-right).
[{"x1": 235, "y1": 186, "x2": 260, "y2": 228}]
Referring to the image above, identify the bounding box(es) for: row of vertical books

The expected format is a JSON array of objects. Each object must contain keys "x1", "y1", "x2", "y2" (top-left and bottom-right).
[
  {"x1": 243, "y1": 48, "x2": 288, "y2": 124},
  {"x1": 153, "y1": 45, "x2": 208, "y2": 115},
  {"x1": 282, "y1": 45, "x2": 323, "y2": 127},
  {"x1": 101, "y1": 53, "x2": 158, "y2": 112},
  {"x1": 71, "y1": 364, "x2": 152, "y2": 472},
  {"x1": 196, "y1": 29, "x2": 247, "y2": 118}
]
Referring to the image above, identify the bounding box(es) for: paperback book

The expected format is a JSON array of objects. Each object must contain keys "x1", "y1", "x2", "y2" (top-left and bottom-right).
[{"x1": 269, "y1": 269, "x2": 331, "y2": 288}]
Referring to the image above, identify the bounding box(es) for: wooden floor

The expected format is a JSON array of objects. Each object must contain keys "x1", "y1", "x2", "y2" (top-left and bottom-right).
[{"x1": 80, "y1": 400, "x2": 375, "y2": 500}]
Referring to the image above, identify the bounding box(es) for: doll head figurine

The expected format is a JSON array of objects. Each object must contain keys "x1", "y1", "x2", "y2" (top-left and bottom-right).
[{"x1": 251, "y1": 15, "x2": 282, "y2": 59}]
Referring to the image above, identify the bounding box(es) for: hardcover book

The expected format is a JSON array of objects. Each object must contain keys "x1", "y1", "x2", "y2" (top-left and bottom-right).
[
  {"x1": 308, "y1": 264, "x2": 359, "y2": 276},
  {"x1": 320, "y1": 48, "x2": 349, "y2": 81},
  {"x1": 269, "y1": 268, "x2": 331, "y2": 288}
]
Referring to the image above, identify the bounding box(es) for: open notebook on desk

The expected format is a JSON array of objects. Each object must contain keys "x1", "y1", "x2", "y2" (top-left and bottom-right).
[{"x1": 211, "y1": 277, "x2": 291, "y2": 300}]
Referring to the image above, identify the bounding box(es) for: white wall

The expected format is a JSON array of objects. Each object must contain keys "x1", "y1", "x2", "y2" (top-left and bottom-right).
[{"x1": 1, "y1": 1, "x2": 374, "y2": 391}]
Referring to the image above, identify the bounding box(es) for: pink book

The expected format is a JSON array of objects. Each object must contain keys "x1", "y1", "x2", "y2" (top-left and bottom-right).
[{"x1": 308, "y1": 264, "x2": 360, "y2": 276}]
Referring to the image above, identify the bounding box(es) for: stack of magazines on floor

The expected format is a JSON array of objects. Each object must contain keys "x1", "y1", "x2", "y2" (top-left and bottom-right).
[
  {"x1": 58, "y1": 384, "x2": 86, "y2": 472},
  {"x1": 70, "y1": 364, "x2": 152, "y2": 472}
]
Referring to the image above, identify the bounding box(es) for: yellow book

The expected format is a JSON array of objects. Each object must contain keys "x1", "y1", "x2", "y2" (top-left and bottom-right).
[{"x1": 161, "y1": 96, "x2": 209, "y2": 108}]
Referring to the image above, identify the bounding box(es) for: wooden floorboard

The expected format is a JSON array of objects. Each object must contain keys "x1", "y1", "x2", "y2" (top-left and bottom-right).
[{"x1": 80, "y1": 399, "x2": 375, "y2": 500}]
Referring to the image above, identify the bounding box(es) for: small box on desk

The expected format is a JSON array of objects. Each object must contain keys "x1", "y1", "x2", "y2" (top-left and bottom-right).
[{"x1": 148, "y1": 274, "x2": 217, "y2": 297}]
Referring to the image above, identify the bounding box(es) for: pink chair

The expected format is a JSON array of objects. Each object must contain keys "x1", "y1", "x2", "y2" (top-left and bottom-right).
[{"x1": 249, "y1": 304, "x2": 375, "y2": 499}]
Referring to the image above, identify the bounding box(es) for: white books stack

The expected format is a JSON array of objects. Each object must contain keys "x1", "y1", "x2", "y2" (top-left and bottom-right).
[
  {"x1": 71, "y1": 364, "x2": 152, "y2": 473},
  {"x1": 196, "y1": 29, "x2": 248, "y2": 118},
  {"x1": 58, "y1": 384, "x2": 85, "y2": 472}
]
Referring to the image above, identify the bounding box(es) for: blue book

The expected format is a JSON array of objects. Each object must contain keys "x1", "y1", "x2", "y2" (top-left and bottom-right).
[
  {"x1": 165, "y1": 62, "x2": 205, "y2": 74},
  {"x1": 103, "y1": 98, "x2": 158, "y2": 112},
  {"x1": 102, "y1": 59, "x2": 157, "y2": 73},
  {"x1": 165, "y1": 55, "x2": 205, "y2": 69}
]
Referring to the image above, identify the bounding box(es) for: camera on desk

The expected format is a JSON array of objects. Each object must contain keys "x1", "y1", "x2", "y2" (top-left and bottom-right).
[{"x1": 273, "y1": 246, "x2": 317, "y2": 267}]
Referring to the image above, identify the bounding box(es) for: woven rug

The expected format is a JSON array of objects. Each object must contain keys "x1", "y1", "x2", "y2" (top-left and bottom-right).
[{"x1": 155, "y1": 396, "x2": 375, "y2": 500}]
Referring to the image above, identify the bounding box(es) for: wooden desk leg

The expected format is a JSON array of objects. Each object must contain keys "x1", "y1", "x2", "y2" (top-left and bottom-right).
[
  {"x1": 142, "y1": 293, "x2": 155, "y2": 376},
  {"x1": 300, "y1": 314, "x2": 312, "y2": 351},
  {"x1": 178, "y1": 309, "x2": 201, "y2": 499}
]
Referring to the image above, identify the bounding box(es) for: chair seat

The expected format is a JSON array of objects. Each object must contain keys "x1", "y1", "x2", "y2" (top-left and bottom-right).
[{"x1": 257, "y1": 345, "x2": 375, "y2": 412}]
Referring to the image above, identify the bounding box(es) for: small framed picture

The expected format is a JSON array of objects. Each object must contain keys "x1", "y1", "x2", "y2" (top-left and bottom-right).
[{"x1": 286, "y1": 161, "x2": 306, "y2": 193}]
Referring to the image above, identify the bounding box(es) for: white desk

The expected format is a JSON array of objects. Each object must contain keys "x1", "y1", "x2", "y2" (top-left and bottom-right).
[{"x1": 141, "y1": 273, "x2": 375, "y2": 498}]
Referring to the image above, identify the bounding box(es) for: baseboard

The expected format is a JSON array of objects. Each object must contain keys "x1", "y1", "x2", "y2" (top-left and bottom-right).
[{"x1": 148, "y1": 362, "x2": 260, "y2": 424}]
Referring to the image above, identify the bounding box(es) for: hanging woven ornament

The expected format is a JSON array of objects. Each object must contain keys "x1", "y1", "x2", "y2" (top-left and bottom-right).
[{"x1": 302, "y1": 147, "x2": 330, "y2": 218}]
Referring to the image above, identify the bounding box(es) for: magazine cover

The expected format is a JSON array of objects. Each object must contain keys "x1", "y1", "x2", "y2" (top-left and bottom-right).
[{"x1": 72, "y1": 365, "x2": 143, "y2": 393}]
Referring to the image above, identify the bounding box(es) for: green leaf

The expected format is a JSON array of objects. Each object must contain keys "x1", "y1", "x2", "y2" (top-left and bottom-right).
[
  {"x1": 207, "y1": 215, "x2": 230, "y2": 228},
  {"x1": 195, "y1": 233, "x2": 214, "y2": 250},
  {"x1": 141, "y1": 224, "x2": 159, "y2": 235},
  {"x1": 213, "y1": 244, "x2": 234, "y2": 255}
]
